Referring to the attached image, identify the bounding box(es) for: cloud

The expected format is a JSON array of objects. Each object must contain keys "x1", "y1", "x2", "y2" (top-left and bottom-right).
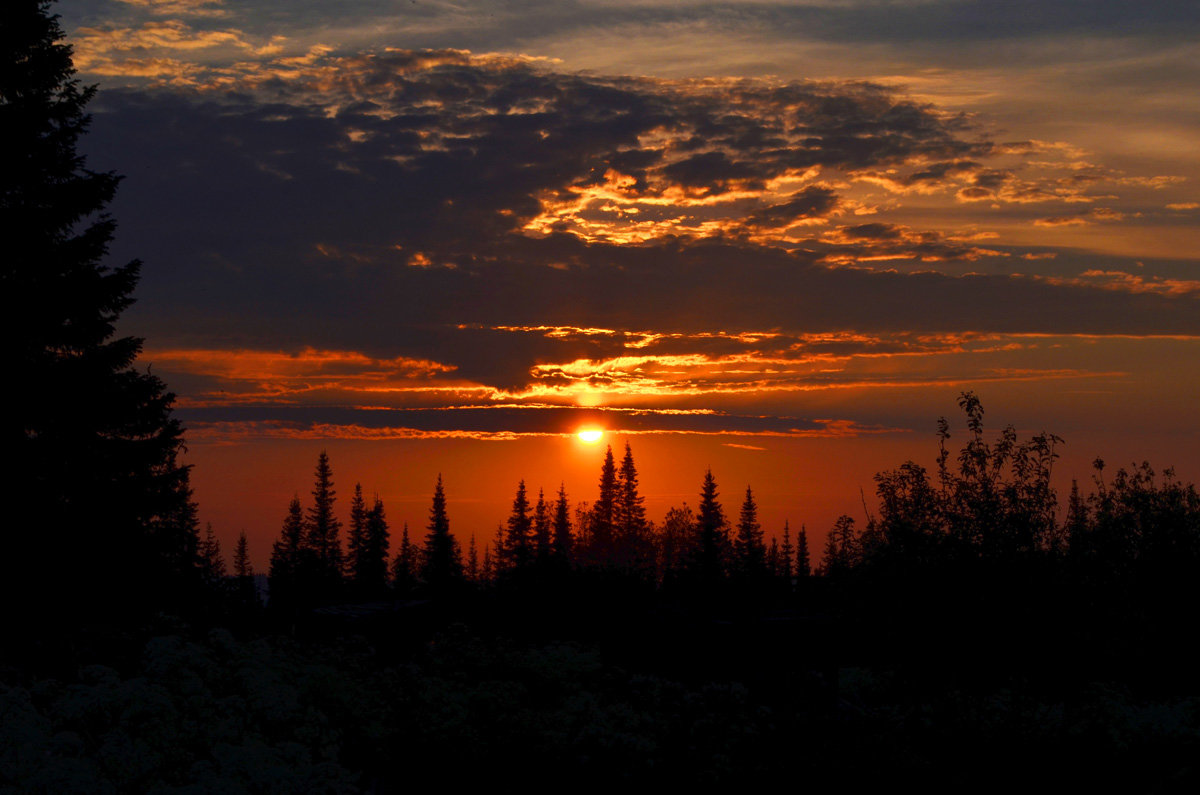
[
  {"x1": 72, "y1": 49, "x2": 1200, "y2": 437},
  {"x1": 1034, "y1": 207, "x2": 1127, "y2": 227},
  {"x1": 180, "y1": 406, "x2": 907, "y2": 443},
  {"x1": 1035, "y1": 271, "x2": 1200, "y2": 297}
]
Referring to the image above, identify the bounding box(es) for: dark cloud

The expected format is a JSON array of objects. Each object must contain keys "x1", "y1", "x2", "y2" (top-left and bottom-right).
[
  {"x1": 77, "y1": 50, "x2": 1200, "y2": 400},
  {"x1": 747, "y1": 186, "x2": 839, "y2": 226},
  {"x1": 68, "y1": 1, "x2": 1199, "y2": 56}
]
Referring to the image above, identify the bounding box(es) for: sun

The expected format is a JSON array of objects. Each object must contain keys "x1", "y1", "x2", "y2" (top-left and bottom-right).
[{"x1": 577, "y1": 428, "x2": 604, "y2": 444}]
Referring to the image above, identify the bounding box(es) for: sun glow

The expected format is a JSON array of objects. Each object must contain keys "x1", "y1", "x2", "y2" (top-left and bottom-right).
[{"x1": 577, "y1": 428, "x2": 604, "y2": 444}]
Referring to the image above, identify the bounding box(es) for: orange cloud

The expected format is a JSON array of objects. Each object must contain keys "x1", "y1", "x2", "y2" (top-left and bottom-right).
[{"x1": 1034, "y1": 271, "x2": 1200, "y2": 297}]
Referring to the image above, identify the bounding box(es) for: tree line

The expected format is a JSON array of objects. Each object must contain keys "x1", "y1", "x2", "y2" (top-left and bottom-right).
[
  {"x1": 255, "y1": 442, "x2": 820, "y2": 612},
  {"x1": 244, "y1": 391, "x2": 1200, "y2": 645}
]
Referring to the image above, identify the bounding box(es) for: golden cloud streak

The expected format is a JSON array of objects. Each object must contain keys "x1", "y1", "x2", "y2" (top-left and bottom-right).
[
  {"x1": 185, "y1": 419, "x2": 906, "y2": 444},
  {"x1": 1032, "y1": 271, "x2": 1200, "y2": 297},
  {"x1": 148, "y1": 332, "x2": 1168, "y2": 411}
]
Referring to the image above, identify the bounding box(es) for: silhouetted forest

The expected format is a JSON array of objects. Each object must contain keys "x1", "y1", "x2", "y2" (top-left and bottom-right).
[{"x1": 6, "y1": 2, "x2": 1200, "y2": 791}]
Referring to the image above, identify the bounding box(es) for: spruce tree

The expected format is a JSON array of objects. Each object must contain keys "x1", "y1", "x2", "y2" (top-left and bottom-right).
[
  {"x1": 420, "y1": 475, "x2": 462, "y2": 595},
  {"x1": 360, "y1": 497, "x2": 390, "y2": 598},
  {"x1": 269, "y1": 495, "x2": 304, "y2": 609},
  {"x1": 552, "y1": 484, "x2": 573, "y2": 564},
  {"x1": 796, "y1": 525, "x2": 816, "y2": 600},
  {"x1": 692, "y1": 470, "x2": 728, "y2": 589},
  {"x1": 232, "y1": 530, "x2": 257, "y2": 608},
  {"x1": 233, "y1": 532, "x2": 252, "y2": 579},
  {"x1": 767, "y1": 537, "x2": 781, "y2": 581},
  {"x1": 616, "y1": 442, "x2": 649, "y2": 570},
  {"x1": 347, "y1": 483, "x2": 367, "y2": 587},
  {"x1": 467, "y1": 534, "x2": 479, "y2": 583},
  {"x1": 4, "y1": 0, "x2": 199, "y2": 615},
  {"x1": 781, "y1": 521, "x2": 795, "y2": 584},
  {"x1": 533, "y1": 487, "x2": 552, "y2": 564},
  {"x1": 391, "y1": 523, "x2": 417, "y2": 596},
  {"x1": 199, "y1": 522, "x2": 226, "y2": 586},
  {"x1": 734, "y1": 486, "x2": 767, "y2": 581},
  {"x1": 500, "y1": 480, "x2": 532, "y2": 573},
  {"x1": 482, "y1": 545, "x2": 494, "y2": 584},
  {"x1": 303, "y1": 450, "x2": 342, "y2": 601},
  {"x1": 589, "y1": 446, "x2": 619, "y2": 564}
]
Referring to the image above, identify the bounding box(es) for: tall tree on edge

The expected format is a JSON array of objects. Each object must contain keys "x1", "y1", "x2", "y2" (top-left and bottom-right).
[{"x1": 2, "y1": 1, "x2": 199, "y2": 619}]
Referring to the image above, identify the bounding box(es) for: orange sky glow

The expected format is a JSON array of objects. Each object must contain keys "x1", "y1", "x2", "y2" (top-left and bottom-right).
[{"x1": 60, "y1": 0, "x2": 1200, "y2": 567}]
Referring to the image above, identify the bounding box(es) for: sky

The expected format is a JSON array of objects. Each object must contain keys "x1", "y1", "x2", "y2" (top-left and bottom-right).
[{"x1": 59, "y1": 0, "x2": 1200, "y2": 565}]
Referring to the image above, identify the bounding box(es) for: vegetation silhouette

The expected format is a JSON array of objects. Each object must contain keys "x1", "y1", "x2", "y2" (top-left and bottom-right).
[{"x1": 3, "y1": 0, "x2": 200, "y2": 633}]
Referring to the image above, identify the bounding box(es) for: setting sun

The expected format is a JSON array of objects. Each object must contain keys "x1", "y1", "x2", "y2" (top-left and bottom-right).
[{"x1": 577, "y1": 429, "x2": 604, "y2": 444}]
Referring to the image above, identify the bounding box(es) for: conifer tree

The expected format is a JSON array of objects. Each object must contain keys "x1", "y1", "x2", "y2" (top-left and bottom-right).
[
  {"x1": 615, "y1": 441, "x2": 650, "y2": 570},
  {"x1": 796, "y1": 525, "x2": 816, "y2": 600},
  {"x1": 482, "y1": 545, "x2": 494, "y2": 585},
  {"x1": 552, "y1": 484, "x2": 573, "y2": 564},
  {"x1": 533, "y1": 488, "x2": 552, "y2": 563},
  {"x1": 303, "y1": 451, "x2": 343, "y2": 601},
  {"x1": 391, "y1": 523, "x2": 417, "y2": 596},
  {"x1": 4, "y1": 0, "x2": 200, "y2": 615},
  {"x1": 347, "y1": 483, "x2": 367, "y2": 585},
  {"x1": 467, "y1": 534, "x2": 479, "y2": 583},
  {"x1": 734, "y1": 486, "x2": 767, "y2": 580},
  {"x1": 767, "y1": 537, "x2": 781, "y2": 580},
  {"x1": 199, "y1": 522, "x2": 226, "y2": 587},
  {"x1": 781, "y1": 521, "x2": 795, "y2": 583},
  {"x1": 269, "y1": 496, "x2": 304, "y2": 609},
  {"x1": 360, "y1": 497, "x2": 391, "y2": 598},
  {"x1": 500, "y1": 480, "x2": 533, "y2": 573},
  {"x1": 420, "y1": 475, "x2": 462, "y2": 595},
  {"x1": 232, "y1": 530, "x2": 257, "y2": 608},
  {"x1": 233, "y1": 530, "x2": 252, "y2": 579},
  {"x1": 586, "y1": 446, "x2": 619, "y2": 564},
  {"x1": 692, "y1": 470, "x2": 729, "y2": 588}
]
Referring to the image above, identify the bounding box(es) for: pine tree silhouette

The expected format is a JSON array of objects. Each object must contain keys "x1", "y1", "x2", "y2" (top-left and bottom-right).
[
  {"x1": 615, "y1": 442, "x2": 650, "y2": 572},
  {"x1": 303, "y1": 451, "x2": 343, "y2": 602},
  {"x1": 467, "y1": 535, "x2": 480, "y2": 583},
  {"x1": 391, "y1": 522, "x2": 417, "y2": 597},
  {"x1": 552, "y1": 484, "x2": 573, "y2": 565},
  {"x1": 500, "y1": 479, "x2": 533, "y2": 574},
  {"x1": 533, "y1": 487, "x2": 552, "y2": 564},
  {"x1": 3, "y1": 0, "x2": 200, "y2": 617},
  {"x1": 360, "y1": 496, "x2": 391, "y2": 599},
  {"x1": 589, "y1": 446, "x2": 619, "y2": 564},
  {"x1": 199, "y1": 522, "x2": 226, "y2": 587},
  {"x1": 269, "y1": 495, "x2": 304, "y2": 610},
  {"x1": 734, "y1": 486, "x2": 767, "y2": 582},
  {"x1": 781, "y1": 521, "x2": 795, "y2": 585},
  {"x1": 347, "y1": 483, "x2": 367, "y2": 589},
  {"x1": 796, "y1": 525, "x2": 811, "y2": 580},
  {"x1": 232, "y1": 530, "x2": 257, "y2": 608},
  {"x1": 691, "y1": 470, "x2": 728, "y2": 592},
  {"x1": 420, "y1": 475, "x2": 462, "y2": 596}
]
